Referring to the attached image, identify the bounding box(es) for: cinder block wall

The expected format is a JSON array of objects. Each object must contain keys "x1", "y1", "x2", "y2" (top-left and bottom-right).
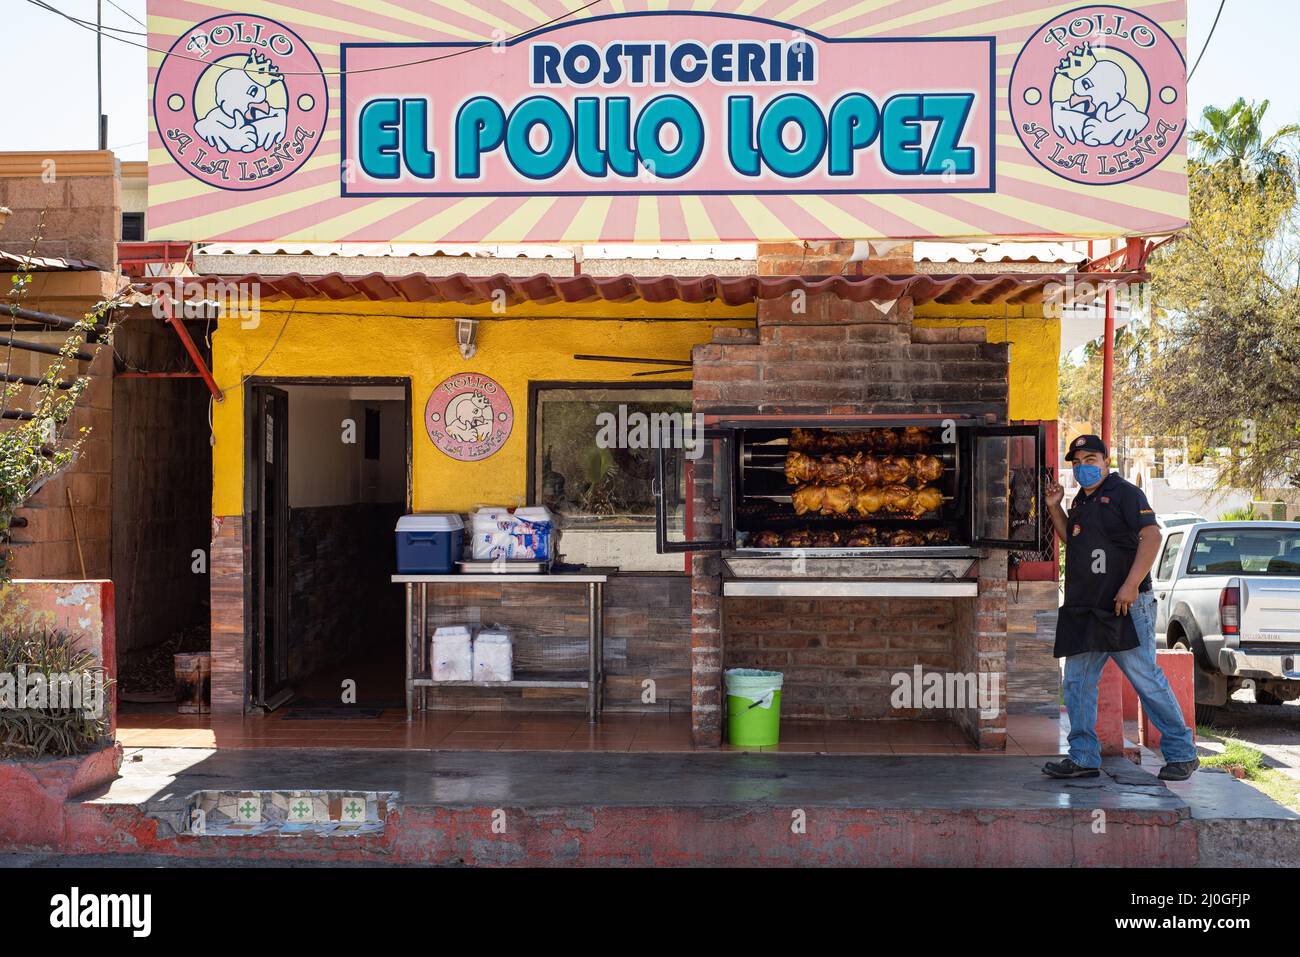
[
  {"x1": 1, "y1": 151, "x2": 121, "y2": 582},
  {"x1": 0, "y1": 151, "x2": 121, "y2": 269},
  {"x1": 5, "y1": 341, "x2": 113, "y2": 580}
]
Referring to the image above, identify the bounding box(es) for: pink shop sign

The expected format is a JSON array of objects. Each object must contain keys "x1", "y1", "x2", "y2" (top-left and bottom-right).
[{"x1": 425, "y1": 373, "x2": 514, "y2": 462}]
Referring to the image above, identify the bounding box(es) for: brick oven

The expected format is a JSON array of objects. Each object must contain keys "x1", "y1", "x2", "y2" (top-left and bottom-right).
[{"x1": 659, "y1": 293, "x2": 1045, "y2": 748}]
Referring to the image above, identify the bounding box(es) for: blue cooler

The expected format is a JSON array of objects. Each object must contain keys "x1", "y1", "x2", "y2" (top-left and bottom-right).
[{"x1": 395, "y1": 514, "x2": 464, "y2": 573}]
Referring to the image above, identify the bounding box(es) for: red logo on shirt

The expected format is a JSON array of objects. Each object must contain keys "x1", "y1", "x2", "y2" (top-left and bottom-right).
[{"x1": 1072, "y1": 524, "x2": 1081, "y2": 537}]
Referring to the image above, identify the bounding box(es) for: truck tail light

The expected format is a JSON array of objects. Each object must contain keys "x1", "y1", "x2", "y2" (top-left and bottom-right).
[{"x1": 1219, "y1": 585, "x2": 1241, "y2": 636}]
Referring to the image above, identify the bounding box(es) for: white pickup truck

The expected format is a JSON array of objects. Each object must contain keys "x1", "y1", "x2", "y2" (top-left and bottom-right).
[{"x1": 1153, "y1": 521, "x2": 1300, "y2": 724}]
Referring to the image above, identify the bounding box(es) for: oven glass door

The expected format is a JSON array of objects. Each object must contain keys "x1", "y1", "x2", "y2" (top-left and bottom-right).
[
  {"x1": 654, "y1": 428, "x2": 735, "y2": 553},
  {"x1": 970, "y1": 424, "x2": 1046, "y2": 550}
]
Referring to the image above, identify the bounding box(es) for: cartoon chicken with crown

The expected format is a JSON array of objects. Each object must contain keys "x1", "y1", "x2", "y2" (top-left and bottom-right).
[
  {"x1": 193, "y1": 49, "x2": 289, "y2": 154},
  {"x1": 1050, "y1": 41, "x2": 1149, "y2": 148}
]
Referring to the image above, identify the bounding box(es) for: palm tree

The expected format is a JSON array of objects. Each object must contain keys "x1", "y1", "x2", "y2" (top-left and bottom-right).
[{"x1": 1190, "y1": 98, "x2": 1300, "y2": 181}]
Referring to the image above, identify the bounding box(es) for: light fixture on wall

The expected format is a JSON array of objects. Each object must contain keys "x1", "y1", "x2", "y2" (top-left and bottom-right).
[{"x1": 456, "y1": 318, "x2": 478, "y2": 360}]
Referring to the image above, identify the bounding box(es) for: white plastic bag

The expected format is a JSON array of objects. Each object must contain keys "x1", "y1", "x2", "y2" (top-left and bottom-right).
[
  {"x1": 472, "y1": 629, "x2": 513, "y2": 682},
  {"x1": 431, "y1": 626, "x2": 472, "y2": 682},
  {"x1": 469, "y1": 506, "x2": 554, "y2": 561},
  {"x1": 724, "y1": 668, "x2": 784, "y2": 710}
]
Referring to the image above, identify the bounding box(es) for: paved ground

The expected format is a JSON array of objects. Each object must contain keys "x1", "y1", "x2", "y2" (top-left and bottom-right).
[
  {"x1": 94, "y1": 748, "x2": 1193, "y2": 820},
  {"x1": 5, "y1": 744, "x2": 1297, "y2": 866}
]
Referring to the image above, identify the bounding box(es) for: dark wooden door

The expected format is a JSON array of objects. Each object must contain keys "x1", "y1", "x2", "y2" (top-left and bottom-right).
[{"x1": 252, "y1": 386, "x2": 292, "y2": 709}]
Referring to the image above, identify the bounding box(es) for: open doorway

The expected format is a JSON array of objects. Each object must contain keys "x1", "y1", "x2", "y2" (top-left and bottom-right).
[{"x1": 248, "y1": 378, "x2": 410, "y2": 712}]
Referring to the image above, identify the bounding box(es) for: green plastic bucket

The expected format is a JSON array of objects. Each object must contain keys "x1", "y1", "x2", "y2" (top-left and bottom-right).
[{"x1": 725, "y1": 668, "x2": 784, "y2": 747}]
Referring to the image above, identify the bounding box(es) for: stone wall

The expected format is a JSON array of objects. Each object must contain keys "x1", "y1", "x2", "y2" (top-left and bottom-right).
[
  {"x1": 5, "y1": 341, "x2": 113, "y2": 581},
  {"x1": 0, "y1": 151, "x2": 120, "y2": 269},
  {"x1": 209, "y1": 517, "x2": 245, "y2": 714},
  {"x1": 1, "y1": 152, "x2": 120, "y2": 583}
]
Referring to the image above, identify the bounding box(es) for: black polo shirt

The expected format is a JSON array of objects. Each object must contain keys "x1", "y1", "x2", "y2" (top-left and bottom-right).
[
  {"x1": 1065, "y1": 471, "x2": 1159, "y2": 596},
  {"x1": 1054, "y1": 471, "x2": 1159, "y2": 657}
]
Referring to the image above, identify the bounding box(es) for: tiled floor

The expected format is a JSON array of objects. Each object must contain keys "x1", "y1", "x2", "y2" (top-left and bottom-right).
[{"x1": 117, "y1": 706, "x2": 1069, "y2": 755}]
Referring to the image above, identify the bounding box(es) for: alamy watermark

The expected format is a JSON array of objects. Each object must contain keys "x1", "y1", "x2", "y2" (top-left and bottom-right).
[
  {"x1": 890, "y1": 665, "x2": 1001, "y2": 716},
  {"x1": 0, "y1": 666, "x2": 107, "y2": 718},
  {"x1": 594, "y1": 404, "x2": 705, "y2": 459},
  {"x1": 150, "y1": 277, "x2": 262, "y2": 329},
  {"x1": 1041, "y1": 275, "x2": 1149, "y2": 321}
]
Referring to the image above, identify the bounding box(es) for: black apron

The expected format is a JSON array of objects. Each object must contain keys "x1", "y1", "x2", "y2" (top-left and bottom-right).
[{"x1": 1053, "y1": 482, "x2": 1141, "y2": 657}]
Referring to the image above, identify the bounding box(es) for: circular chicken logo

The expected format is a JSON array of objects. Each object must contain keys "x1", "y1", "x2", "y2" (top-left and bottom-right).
[
  {"x1": 425, "y1": 373, "x2": 514, "y2": 461},
  {"x1": 153, "y1": 14, "x2": 328, "y2": 190},
  {"x1": 1010, "y1": 5, "x2": 1185, "y2": 185}
]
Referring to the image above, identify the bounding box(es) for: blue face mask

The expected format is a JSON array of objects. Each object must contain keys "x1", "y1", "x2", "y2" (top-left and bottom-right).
[{"x1": 1073, "y1": 463, "x2": 1105, "y2": 487}]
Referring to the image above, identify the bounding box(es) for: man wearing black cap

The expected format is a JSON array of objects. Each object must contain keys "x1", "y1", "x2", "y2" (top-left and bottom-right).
[{"x1": 1041, "y1": 434, "x2": 1199, "y2": 782}]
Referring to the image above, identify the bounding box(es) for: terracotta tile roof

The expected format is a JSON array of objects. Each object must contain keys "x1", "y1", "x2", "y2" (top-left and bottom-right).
[
  {"x1": 181, "y1": 270, "x2": 1142, "y2": 307},
  {"x1": 0, "y1": 249, "x2": 101, "y2": 271}
]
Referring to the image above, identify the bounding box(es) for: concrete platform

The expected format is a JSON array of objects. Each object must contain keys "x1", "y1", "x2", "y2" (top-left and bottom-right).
[{"x1": 7, "y1": 747, "x2": 1287, "y2": 866}]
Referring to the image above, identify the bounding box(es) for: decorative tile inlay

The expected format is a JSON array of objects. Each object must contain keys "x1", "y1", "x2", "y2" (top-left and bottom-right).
[
  {"x1": 338, "y1": 795, "x2": 368, "y2": 824},
  {"x1": 183, "y1": 790, "x2": 395, "y2": 837},
  {"x1": 287, "y1": 793, "x2": 318, "y2": 823},
  {"x1": 235, "y1": 793, "x2": 262, "y2": 824}
]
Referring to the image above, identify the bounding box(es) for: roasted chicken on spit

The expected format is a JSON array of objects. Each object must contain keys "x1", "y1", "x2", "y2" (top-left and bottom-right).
[
  {"x1": 791, "y1": 483, "x2": 944, "y2": 517},
  {"x1": 750, "y1": 525, "x2": 953, "y2": 548},
  {"x1": 789, "y1": 426, "x2": 933, "y2": 454},
  {"x1": 784, "y1": 451, "x2": 944, "y2": 488}
]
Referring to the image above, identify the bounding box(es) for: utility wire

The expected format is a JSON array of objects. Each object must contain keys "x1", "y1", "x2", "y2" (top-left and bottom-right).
[
  {"x1": 1187, "y1": 0, "x2": 1226, "y2": 82},
  {"x1": 105, "y1": 0, "x2": 145, "y2": 29},
  {"x1": 27, "y1": 0, "x2": 146, "y2": 35},
  {"x1": 25, "y1": 0, "x2": 607, "y2": 77}
]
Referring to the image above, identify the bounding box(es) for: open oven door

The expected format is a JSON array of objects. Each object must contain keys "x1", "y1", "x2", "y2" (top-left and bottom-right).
[
  {"x1": 653, "y1": 428, "x2": 735, "y2": 553},
  {"x1": 969, "y1": 424, "x2": 1046, "y2": 550}
]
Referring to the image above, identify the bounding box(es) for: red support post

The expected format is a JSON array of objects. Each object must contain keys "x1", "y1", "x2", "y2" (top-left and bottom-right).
[
  {"x1": 160, "y1": 295, "x2": 224, "y2": 402},
  {"x1": 1101, "y1": 284, "x2": 1115, "y2": 450}
]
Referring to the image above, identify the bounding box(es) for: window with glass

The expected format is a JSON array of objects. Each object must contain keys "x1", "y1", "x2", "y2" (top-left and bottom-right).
[
  {"x1": 1155, "y1": 532, "x2": 1183, "y2": 581},
  {"x1": 122, "y1": 212, "x2": 144, "y2": 241},
  {"x1": 1186, "y1": 527, "x2": 1300, "y2": 575},
  {"x1": 531, "y1": 384, "x2": 691, "y2": 529}
]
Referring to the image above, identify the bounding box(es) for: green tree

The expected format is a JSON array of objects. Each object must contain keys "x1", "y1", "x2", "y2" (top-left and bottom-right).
[
  {"x1": 1125, "y1": 159, "x2": 1300, "y2": 496},
  {"x1": 1189, "y1": 97, "x2": 1300, "y2": 181}
]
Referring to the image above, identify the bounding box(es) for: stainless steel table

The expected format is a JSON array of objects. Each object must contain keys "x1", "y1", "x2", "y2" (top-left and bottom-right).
[{"x1": 392, "y1": 573, "x2": 608, "y2": 722}]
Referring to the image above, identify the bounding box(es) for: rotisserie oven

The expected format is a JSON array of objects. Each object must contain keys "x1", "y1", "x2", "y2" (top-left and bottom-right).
[{"x1": 653, "y1": 417, "x2": 1045, "y2": 588}]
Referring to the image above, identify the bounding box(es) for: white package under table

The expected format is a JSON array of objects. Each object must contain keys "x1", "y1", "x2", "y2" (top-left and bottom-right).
[{"x1": 392, "y1": 573, "x2": 608, "y2": 722}]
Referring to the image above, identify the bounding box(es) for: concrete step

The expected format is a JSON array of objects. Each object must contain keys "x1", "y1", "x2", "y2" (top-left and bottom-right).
[{"x1": 15, "y1": 748, "x2": 1295, "y2": 866}]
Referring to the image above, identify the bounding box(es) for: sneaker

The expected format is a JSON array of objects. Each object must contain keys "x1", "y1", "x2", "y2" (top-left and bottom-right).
[
  {"x1": 1158, "y1": 758, "x2": 1200, "y2": 781},
  {"x1": 1042, "y1": 758, "x2": 1101, "y2": 779}
]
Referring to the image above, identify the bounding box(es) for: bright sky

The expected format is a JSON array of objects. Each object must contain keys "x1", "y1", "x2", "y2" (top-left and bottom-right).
[{"x1": 0, "y1": 0, "x2": 1290, "y2": 162}]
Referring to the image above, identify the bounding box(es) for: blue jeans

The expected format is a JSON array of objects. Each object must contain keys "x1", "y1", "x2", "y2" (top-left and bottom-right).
[{"x1": 1062, "y1": 590, "x2": 1197, "y2": 767}]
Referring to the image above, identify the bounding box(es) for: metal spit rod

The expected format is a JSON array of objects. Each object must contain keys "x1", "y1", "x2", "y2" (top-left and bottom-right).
[{"x1": 747, "y1": 493, "x2": 954, "y2": 505}]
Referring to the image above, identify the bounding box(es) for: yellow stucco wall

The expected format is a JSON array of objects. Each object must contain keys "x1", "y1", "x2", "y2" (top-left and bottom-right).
[
  {"x1": 210, "y1": 300, "x2": 750, "y2": 516},
  {"x1": 211, "y1": 298, "x2": 1060, "y2": 515}
]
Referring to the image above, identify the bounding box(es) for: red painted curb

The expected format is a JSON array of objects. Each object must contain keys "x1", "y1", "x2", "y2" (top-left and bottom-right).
[{"x1": 30, "y1": 800, "x2": 1196, "y2": 867}]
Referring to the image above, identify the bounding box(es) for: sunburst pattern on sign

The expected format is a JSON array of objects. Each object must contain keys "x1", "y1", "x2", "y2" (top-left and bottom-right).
[{"x1": 147, "y1": 0, "x2": 1188, "y2": 243}]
